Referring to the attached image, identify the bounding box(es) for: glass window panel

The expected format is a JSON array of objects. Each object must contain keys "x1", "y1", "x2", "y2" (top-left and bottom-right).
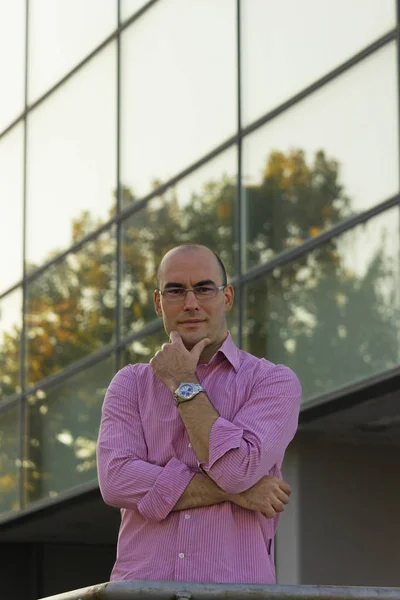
[
  {"x1": 120, "y1": 0, "x2": 150, "y2": 22},
  {"x1": 0, "y1": 0, "x2": 25, "y2": 133},
  {"x1": 26, "y1": 228, "x2": 116, "y2": 386},
  {"x1": 0, "y1": 404, "x2": 20, "y2": 518},
  {"x1": 0, "y1": 123, "x2": 24, "y2": 293},
  {"x1": 242, "y1": 43, "x2": 399, "y2": 272},
  {"x1": 0, "y1": 289, "x2": 22, "y2": 402},
  {"x1": 122, "y1": 329, "x2": 168, "y2": 365},
  {"x1": 242, "y1": 0, "x2": 396, "y2": 125},
  {"x1": 243, "y1": 207, "x2": 400, "y2": 405},
  {"x1": 26, "y1": 44, "x2": 117, "y2": 271},
  {"x1": 121, "y1": 148, "x2": 237, "y2": 335},
  {"x1": 25, "y1": 356, "x2": 114, "y2": 504},
  {"x1": 28, "y1": 0, "x2": 117, "y2": 102},
  {"x1": 121, "y1": 0, "x2": 236, "y2": 203}
]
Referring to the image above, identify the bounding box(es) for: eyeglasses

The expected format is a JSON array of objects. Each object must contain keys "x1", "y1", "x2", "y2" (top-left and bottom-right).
[{"x1": 158, "y1": 284, "x2": 227, "y2": 303}]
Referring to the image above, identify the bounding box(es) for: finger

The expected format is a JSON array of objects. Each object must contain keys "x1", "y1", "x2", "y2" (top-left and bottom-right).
[
  {"x1": 276, "y1": 489, "x2": 290, "y2": 505},
  {"x1": 279, "y1": 481, "x2": 291, "y2": 495},
  {"x1": 190, "y1": 337, "x2": 210, "y2": 359},
  {"x1": 262, "y1": 506, "x2": 276, "y2": 519},
  {"x1": 150, "y1": 350, "x2": 160, "y2": 362},
  {"x1": 271, "y1": 499, "x2": 285, "y2": 513},
  {"x1": 169, "y1": 331, "x2": 184, "y2": 345}
]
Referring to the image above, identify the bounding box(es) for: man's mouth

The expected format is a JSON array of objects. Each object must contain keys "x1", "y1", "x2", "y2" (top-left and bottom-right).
[{"x1": 179, "y1": 319, "x2": 204, "y2": 325}]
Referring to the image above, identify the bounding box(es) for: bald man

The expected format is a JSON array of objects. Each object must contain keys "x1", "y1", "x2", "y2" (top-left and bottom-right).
[{"x1": 97, "y1": 244, "x2": 301, "y2": 584}]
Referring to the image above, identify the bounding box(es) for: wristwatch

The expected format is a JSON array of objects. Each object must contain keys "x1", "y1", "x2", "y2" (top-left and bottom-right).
[{"x1": 173, "y1": 382, "x2": 205, "y2": 406}]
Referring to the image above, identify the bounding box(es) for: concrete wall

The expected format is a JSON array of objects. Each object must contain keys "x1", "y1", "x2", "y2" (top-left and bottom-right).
[{"x1": 277, "y1": 433, "x2": 400, "y2": 586}]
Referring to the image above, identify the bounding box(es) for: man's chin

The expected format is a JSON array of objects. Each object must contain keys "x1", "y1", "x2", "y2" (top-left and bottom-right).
[{"x1": 180, "y1": 330, "x2": 208, "y2": 349}]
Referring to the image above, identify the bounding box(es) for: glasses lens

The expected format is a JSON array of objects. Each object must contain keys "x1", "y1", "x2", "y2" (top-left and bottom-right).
[
  {"x1": 194, "y1": 285, "x2": 217, "y2": 299},
  {"x1": 164, "y1": 288, "x2": 185, "y2": 301}
]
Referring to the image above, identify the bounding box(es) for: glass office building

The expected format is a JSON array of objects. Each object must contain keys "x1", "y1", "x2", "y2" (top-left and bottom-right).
[{"x1": 0, "y1": 1, "x2": 399, "y2": 597}]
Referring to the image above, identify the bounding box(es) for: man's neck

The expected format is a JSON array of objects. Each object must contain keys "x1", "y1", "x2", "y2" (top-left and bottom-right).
[{"x1": 197, "y1": 332, "x2": 228, "y2": 365}]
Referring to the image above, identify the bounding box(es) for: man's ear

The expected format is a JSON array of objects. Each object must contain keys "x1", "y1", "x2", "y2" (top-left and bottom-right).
[
  {"x1": 153, "y1": 289, "x2": 163, "y2": 317},
  {"x1": 224, "y1": 284, "x2": 234, "y2": 312}
]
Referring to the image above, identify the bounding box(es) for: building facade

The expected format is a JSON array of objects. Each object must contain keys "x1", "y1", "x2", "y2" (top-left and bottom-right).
[{"x1": 0, "y1": 1, "x2": 399, "y2": 597}]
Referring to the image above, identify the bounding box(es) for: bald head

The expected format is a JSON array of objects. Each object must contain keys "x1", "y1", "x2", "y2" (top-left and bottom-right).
[{"x1": 157, "y1": 245, "x2": 227, "y2": 287}]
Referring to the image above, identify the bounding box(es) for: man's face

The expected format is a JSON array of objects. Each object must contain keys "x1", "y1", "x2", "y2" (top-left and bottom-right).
[{"x1": 153, "y1": 249, "x2": 234, "y2": 350}]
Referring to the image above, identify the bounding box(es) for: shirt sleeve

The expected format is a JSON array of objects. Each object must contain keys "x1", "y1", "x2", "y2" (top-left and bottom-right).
[
  {"x1": 96, "y1": 365, "x2": 195, "y2": 522},
  {"x1": 200, "y1": 363, "x2": 301, "y2": 494}
]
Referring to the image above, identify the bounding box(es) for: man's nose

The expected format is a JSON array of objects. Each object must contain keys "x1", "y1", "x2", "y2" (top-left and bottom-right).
[{"x1": 184, "y1": 290, "x2": 199, "y2": 310}]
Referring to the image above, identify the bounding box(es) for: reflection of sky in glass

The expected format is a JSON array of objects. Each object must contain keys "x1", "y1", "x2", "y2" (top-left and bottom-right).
[
  {"x1": 0, "y1": 0, "x2": 398, "y2": 316},
  {"x1": 28, "y1": 0, "x2": 116, "y2": 103},
  {"x1": 120, "y1": 0, "x2": 149, "y2": 22},
  {"x1": 0, "y1": 124, "x2": 23, "y2": 293},
  {"x1": 242, "y1": 0, "x2": 396, "y2": 125},
  {"x1": 244, "y1": 44, "x2": 398, "y2": 214},
  {"x1": 26, "y1": 43, "x2": 117, "y2": 269},
  {"x1": 173, "y1": 147, "x2": 236, "y2": 208},
  {"x1": 0, "y1": 0, "x2": 25, "y2": 133},
  {"x1": 120, "y1": 0, "x2": 237, "y2": 200},
  {"x1": 338, "y1": 208, "x2": 399, "y2": 287}
]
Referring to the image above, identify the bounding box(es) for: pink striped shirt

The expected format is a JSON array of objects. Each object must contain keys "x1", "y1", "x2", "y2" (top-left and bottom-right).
[{"x1": 97, "y1": 333, "x2": 301, "y2": 584}]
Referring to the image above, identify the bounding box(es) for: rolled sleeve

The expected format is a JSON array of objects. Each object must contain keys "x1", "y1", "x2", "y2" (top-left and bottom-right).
[
  {"x1": 204, "y1": 417, "x2": 243, "y2": 470},
  {"x1": 137, "y1": 457, "x2": 196, "y2": 522},
  {"x1": 201, "y1": 364, "x2": 301, "y2": 494}
]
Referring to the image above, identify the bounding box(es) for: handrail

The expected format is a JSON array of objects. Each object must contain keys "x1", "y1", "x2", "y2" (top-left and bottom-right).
[{"x1": 39, "y1": 581, "x2": 400, "y2": 600}]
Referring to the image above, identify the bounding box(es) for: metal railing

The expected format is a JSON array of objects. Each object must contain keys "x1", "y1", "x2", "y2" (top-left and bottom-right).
[{"x1": 40, "y1": 581, "x2": 400, "y2": 600}]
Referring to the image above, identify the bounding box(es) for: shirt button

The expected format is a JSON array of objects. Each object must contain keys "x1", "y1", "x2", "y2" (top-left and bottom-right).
[
  {"x1": 184, "y1": 514, "x2": 191, "y2": 520},
  {"x1": 188, "y1": 443, "x2": 192, "y2": 448},
  {"x1": 179, "y1": 553, "x2": 185, "y2": 559}
]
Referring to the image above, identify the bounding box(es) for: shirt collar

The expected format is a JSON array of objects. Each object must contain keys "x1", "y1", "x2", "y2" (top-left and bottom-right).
[{"x1": 214, "y1": 332, "x2": 241, "y2": 372}]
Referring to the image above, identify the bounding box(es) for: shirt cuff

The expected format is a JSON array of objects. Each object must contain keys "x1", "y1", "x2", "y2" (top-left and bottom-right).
[
  {"x1": 201, "y1": 416, "x2": 243, "y2": 473},
  {"x1": 137, "y1": 457, "x2": 196, "y2": 522}
]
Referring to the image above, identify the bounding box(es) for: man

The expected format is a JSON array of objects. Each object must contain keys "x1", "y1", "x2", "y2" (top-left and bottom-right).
[{"x1": 97, "y1": 244, "x2": 301, "y2": 584}]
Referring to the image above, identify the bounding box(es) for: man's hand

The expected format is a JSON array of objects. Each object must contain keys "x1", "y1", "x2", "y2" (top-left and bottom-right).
[
  {"x1": 231, "y1": 476, "x2": 291, "y2": 518},
  {"x1": 150, "y1": 331, "x2": 210, "y2": 392}
]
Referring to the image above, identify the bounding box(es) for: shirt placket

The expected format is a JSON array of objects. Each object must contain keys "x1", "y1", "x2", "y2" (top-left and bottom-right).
[{"x1": 174, "y1": 507, "x2": 194, "y2": 581}]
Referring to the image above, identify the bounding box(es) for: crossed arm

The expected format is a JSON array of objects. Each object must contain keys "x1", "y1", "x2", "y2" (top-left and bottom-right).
[{"x1": 97, "y1": 364, "x2": 300, "y2": 522}]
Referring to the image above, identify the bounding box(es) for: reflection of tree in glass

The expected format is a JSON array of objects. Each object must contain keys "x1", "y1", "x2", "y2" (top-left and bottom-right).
[
  {"x1": 26, "y1": 222, "x2": 117, "y2": 386},
  {"x1": 25, "y1": 359, "x2": 113, "y2": 504},
  {"x1": 0, "y1": 408, "x2": 20, "y2": 518},
  {"x1": 245, "y1": 149, "x2": 352, "y2": 268},
  {"x1": 245, "y1": 233, "x2": 399, "y2": 399},
  {"x1": 0, "y1": 323, "x2": 21, "y2": 400},
  {"x1": 0, "y1": 148, "x2": 352, "y2": 394},
  {"x1": 0, "y1": 148, "x2": 397, "y2": 508}
]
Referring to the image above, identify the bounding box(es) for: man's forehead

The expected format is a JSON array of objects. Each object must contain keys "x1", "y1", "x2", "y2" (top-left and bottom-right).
[{"x1": 160, "y1": 250, "x2": 219, "y2": 281}]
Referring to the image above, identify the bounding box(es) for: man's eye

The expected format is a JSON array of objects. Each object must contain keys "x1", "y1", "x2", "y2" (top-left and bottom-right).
[
  {"x1": 167, "y1": 288, "x2": 183, "y2": 295},
  {"x1": 195, "y1": 286, "x2": 213, "y2": 294}
]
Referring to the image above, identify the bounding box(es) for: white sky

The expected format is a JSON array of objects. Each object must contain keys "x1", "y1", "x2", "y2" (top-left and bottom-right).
[{"x1": 0, "y1": 0, "x2": 399, "y2": 336}]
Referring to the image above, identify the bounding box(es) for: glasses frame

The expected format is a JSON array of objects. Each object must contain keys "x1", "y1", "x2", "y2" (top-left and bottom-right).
[{"x1": 157, "y1": 283, "x2": 227, "y2": 302}]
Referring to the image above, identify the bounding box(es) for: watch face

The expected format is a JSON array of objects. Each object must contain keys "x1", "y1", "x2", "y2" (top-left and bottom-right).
[{"x1": 179, "y1": 384, "x2": 195, "y2": 398}]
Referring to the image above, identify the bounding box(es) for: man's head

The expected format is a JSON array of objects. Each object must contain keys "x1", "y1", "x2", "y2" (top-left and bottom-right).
[{"x1": 154, "y1": 245, "x2": 234, "y2": 354}]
